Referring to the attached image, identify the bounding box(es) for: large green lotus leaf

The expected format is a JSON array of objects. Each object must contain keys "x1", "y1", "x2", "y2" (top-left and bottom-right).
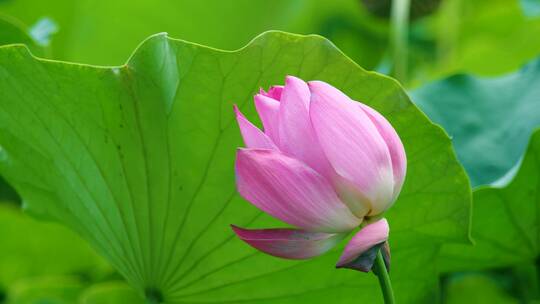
[
  {"x1": 0, "y1": 0, "x2": 387, "y2": 68},
  {"x1": 0, "y1": 32, "x2": 470, "y2": 303},
  {"x1": 438, "y1": 129, "x2": 540, "y2": 273},
  {"x1": 0, "y1": 204, "x2": 111, "y2": 287},
  {"x1": 411, "y1": 57, "x2": 540, "y2": 186},
  {"x1": 433, "y1": 0, "x2": 540, "y2": 77}
]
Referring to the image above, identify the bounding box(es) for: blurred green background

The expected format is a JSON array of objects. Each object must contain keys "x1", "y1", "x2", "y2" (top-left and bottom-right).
[{"x1": 0, "y1": 0, "x2": 539, "y2": 303}]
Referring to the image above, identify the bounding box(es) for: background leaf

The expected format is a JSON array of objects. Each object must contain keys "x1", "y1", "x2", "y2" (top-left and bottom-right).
[
  {"x1": 412, "y1": 55, "x2": 540, "y2": 302},
  {"x1": 78, "y1": 281, "x2": 143, "y2": 304},
  {"x1": 6, "y1": 276, "x2": 84, "y2": 304},
  {"x1": 521, "y1": 0, "x2": 540, "y2": 17},
  {"x1": 3, "y1": 0, "x2": 539, "y2": 87},
  {"x1": 431, "y1": 0, "x2": 540, "y2": 78},
  {"x1": 411, "y1": 57, "x2": 540, "y2": 186},
  {"x1": 0, "y1": 0, "x2": 388, "y2": 68},
  {"x1": 0, "y1": 14, "x2": 43, "y2": 56},
  {"x1": 437, "y1": 129, "x2": 540, "y2": 272},
  {"x1": 0, "y1": 204, "x2": 110, "y2": 288},
  {"x1": 0, "y1": 32, "x2": 470, "y2": 303},
  {"x1": 442, "y1": 273, "x2": 519, "y2": 304}
]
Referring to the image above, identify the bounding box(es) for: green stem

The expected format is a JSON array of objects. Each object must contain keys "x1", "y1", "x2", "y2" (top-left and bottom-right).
[
  {"x1": 390, "y1": 0, "x2": 411, "y2": 84},
  {"x1": 373, "y1": 250, "x2": 395, "y2": 304}
]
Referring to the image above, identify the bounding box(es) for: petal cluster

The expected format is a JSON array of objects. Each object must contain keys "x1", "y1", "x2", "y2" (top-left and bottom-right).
[{"x1": 232, "y1": 76, "x2": 406, "y2": 270}]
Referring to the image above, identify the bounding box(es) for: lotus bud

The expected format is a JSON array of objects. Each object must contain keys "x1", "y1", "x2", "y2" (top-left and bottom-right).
[{"x1": 231, "y1": 75, "x2": 406, "y2": 271}]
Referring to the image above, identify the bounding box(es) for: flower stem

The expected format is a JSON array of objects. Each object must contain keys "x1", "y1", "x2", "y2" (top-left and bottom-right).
[
  {"x1": 373, "y1": 250, "x2": 395, "y2": 304},
  {"x1": 390, "y1": 0, "x2": 411, "y2": 84}
]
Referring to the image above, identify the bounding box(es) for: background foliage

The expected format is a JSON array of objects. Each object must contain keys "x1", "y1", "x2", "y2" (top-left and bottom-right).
[{"x1": 0, "y1": 0, "x2": 539, "y2": 303}]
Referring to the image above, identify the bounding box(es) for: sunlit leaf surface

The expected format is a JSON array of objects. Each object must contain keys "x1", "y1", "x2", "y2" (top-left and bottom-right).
[{"x1": 0, "y1": 32, "x2": 470, "y2": 303}]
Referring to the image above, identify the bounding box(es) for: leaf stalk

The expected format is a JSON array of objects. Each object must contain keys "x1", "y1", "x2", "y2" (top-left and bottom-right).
[{"x1": 390, "y1": 0, "x2": 411, "y2": 83}]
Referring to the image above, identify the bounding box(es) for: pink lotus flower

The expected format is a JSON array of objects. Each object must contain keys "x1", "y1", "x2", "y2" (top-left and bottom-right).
[{"x1": 232, "y1": 76, "x2": 406, "y2": 271}]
